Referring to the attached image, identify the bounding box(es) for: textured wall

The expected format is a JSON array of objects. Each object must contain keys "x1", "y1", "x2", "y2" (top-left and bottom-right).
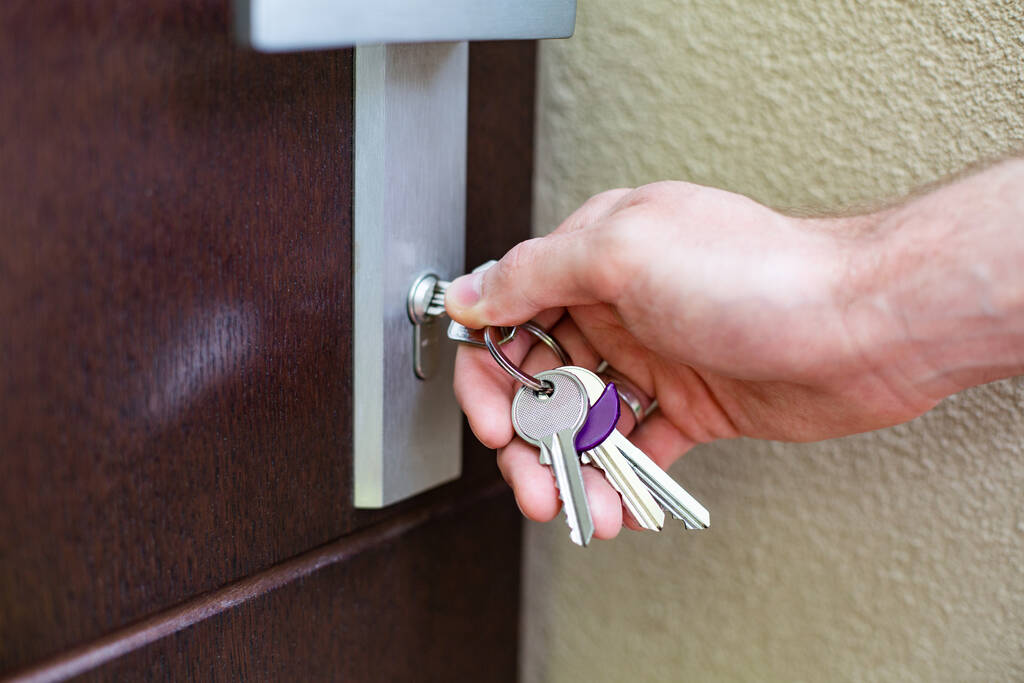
[{"x1": 523, "y1": 2, "x2": 1024, "y2": 681}]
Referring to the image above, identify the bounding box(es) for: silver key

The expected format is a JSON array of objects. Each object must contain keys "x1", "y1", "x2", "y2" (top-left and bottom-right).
[
  {"x1": 511, "y1": 369, "x2": 595, "y2": 547},
  {"x1": 567, "y1": 366, "x2": 709, "y2": 530},
  {"x1": 562, "y1": 367, "x2": 665, "y2": 531},
  {"x1": 447, "y1": 320, "x2": 516, "y2": 348},
  {"x1": 615, "y1": 435, "x2": 709, "y2": 529}
]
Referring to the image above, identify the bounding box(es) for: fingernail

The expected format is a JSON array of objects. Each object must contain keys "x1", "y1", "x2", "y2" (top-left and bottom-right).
[{"x1": 447, "y1": 272, "x2": 482, "y2": 309}]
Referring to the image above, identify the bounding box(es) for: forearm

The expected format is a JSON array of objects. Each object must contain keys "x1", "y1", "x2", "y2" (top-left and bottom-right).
[{"x1": 846, "y1": 159, "x2": 1024, "y2": 403}]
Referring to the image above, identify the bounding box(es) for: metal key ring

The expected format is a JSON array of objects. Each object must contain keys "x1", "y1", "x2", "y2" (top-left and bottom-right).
[{"x1": 484, "y1": 322, "x2": 570, "y2": 394}]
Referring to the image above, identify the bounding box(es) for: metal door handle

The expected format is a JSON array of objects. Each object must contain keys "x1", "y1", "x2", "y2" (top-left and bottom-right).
[{"x1": 235, "y1": 0, "x2": 575, "y2": 51}]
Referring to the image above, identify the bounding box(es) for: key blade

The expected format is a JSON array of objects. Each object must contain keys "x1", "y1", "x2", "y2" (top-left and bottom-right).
[
  {"x1": 590, "y1": 444, "x2": 665, "y2": 531},
  {"x1": 448, "y1": 320, "x2": 517, "y2": 348},
  {"x1": 612, "y1": 434, "x2": 710, "y2": 529},
  {"x1": 549, "y1": 429, "x2": 594, "y2": 546},
  {"x1": 633, "y1": 465, "x2": 707, "y2": 530}
]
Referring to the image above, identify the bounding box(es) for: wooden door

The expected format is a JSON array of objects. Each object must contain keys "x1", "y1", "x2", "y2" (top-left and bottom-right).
[{"x1": 0, "y1": 3, "x2": 534, "y2": 680}]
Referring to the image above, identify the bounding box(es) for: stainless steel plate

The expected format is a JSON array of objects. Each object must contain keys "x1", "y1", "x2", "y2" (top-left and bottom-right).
[
  {"x1": 352, "y1": 43, "x2": 467, "y2": 508},
  {"x1": 236, "y1": 0, "x2": 576, "y2": 52}
]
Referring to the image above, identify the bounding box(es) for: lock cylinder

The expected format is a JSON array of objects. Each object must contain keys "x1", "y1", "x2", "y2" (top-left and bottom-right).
[{"x1": 407, "y1": 273, "x2": 449, "y2": 325}]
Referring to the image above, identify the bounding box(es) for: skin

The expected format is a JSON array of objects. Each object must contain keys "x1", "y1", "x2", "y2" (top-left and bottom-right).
[{"x1": 445, "y1": 160, "x2": 1024, "y2": 539}]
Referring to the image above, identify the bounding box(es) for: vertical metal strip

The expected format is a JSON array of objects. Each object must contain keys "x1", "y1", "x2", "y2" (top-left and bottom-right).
[
  {"x1": 353, "y1": 45, "x2": 386, "y2": 507},
  {"x1": 353, "y1": 43, "x2": 467, "y2": 507}
]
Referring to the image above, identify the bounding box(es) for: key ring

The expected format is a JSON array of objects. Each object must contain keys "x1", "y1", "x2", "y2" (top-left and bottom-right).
[{"x1": 484, "y1": 322, "x2": 570, "y2": 395}]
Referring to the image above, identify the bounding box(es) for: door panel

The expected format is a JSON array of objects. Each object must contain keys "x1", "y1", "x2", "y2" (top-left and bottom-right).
[
  {"x1": 1, "y1": 2, "x2": 358, "y2": 667},
  {"x1": 0, "y1": 0, "x2": 535, "y2": 672},
  {"x1": 78, "y1": 490, "x2": 521, "y2": 683}
]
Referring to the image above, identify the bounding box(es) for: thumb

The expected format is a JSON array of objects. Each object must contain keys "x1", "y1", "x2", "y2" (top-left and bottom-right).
[{"x1": 445, "y1": 230, "x2": 614, "y2": 328}]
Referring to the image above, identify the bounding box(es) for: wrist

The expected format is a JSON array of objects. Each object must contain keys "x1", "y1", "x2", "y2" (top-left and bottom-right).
[{"x1": 840, "y1": 163, "x2": 1024, "y2": 402}]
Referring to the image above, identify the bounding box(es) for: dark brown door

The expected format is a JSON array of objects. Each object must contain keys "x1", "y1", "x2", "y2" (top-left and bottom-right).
[{"x1": 0, "y1": 3, "x2": 534, "y2": 680}]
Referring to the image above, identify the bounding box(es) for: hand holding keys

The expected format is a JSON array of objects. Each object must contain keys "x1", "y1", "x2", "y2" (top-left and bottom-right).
[
  {"x1": 470, "y1": 321, "x2": 709, "y2": 547},
  {"x1": 438, "y1": 262, "x2": 710, "y2": 547}
]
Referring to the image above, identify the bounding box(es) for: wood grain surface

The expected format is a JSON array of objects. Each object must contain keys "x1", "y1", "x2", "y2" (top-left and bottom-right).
[
  {"x1": 6, "y1": 484, "x2": 520, "y2": 683},
  {"x1": 0, "y1": 0, "x2": 536, "y2": 671},
  {"x1": 81, "y1": 488, "x2": 522, "y2": 683},
  {"x1": 0, "y1": 1, "x2": 356, "y2": 669}
]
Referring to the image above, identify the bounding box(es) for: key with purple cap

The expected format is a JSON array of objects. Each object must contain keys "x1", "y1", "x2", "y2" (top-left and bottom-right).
[
  {"x1": 570, "y1": 365, "x2": 709, "y2": 531},
  {"x1": 564, "y1": 366, "x2": 665, "y2": 531}
]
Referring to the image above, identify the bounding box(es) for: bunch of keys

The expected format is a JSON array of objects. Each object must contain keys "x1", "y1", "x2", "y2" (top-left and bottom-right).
[
  {"x1": 476, "y1": 326, "x2": 709, "y2": 547},
  {"x1": 438, "y1": 264, "x2": 710, "y2": 547},
  {"x1": 504, "y1": 361, "x2": 709, "y2": 546}
]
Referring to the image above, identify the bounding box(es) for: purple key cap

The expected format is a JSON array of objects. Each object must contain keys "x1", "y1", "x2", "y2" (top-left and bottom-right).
[{"x1": 574, "y1": 382, "x2": 620, "y2": 451}]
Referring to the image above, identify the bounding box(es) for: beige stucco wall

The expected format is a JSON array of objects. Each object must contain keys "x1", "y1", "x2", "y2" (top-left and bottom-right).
[{"x1": 523, "y1": 2, "x2": 1024, "y2": 681}]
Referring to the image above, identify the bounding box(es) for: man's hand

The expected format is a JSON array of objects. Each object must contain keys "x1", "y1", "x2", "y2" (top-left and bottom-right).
[{"x1": 445, "y1": 166, "x2": 1024, "y2": 538}]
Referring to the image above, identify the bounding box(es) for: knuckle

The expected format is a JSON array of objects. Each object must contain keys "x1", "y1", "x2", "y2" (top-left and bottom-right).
[
  {"x1": 480, "y1": 239, "x2": 544, "y2": 321},
  {"x1": 586, "y1": 187, "x2": 634, "y2": 209},
  {"x1": 557, "y1": 188, "x2": 635, "y2": 234},
  {"x1": 501, "y1": 238, "x2": 535, "y2": 274},
  {"x1": 496, "y1": 240, "x2": 536, "y2": 291},
  {"x1": 582, "y1": 224, "x2": 636, "y2": 303},
  {"x1": 622, "y1": 180, "x2": 699, "y2": 210},
  {"x1": 483, "y1": 244, "x2": 517, "y2": 299},
  {"x1": 621, "y1": 182, "x2": 669, "y2": 207}
]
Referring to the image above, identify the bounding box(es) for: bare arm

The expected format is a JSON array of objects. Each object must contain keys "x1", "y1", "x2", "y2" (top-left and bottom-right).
[
  {"x1": 445, "y1": 160, "x2": 1024, "y2": 537},
  {"x1": 841, "y1": 159, "x2": 1024, "y2": 404}
]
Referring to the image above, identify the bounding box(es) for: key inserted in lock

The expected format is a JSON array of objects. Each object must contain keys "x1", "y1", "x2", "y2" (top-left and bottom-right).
[
  {"x1": 407, "y1": 261, "x2": 519, "y2": 380},
  {"x1": 407, "y1": 272, "x2": 449, "y2": 380}
]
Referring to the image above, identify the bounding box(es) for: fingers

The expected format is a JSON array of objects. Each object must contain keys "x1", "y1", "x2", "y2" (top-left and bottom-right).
[
  {"x1": 446, "y1": 188, "x2": 630, "y2": 329},
  {"x1": 454, "y1": 309, "x2": 565, "y2": 449},
  {"x1": 453, "y1": 345, "x2": 518, "y2": 449},
  {"x1": 445, "y1": 232, "x2": 591, "y2": 328},
  {"x1": 525, "y1": 314, "x2": 602, "y2": 370},
  {"x1": 446, "y1": 188, "x2": 633, "y2": 331},
  {"x1": 582, "y1": 465, "x2": 623, "y2": 539},
  {"x1": 497, "y1": 439, "x2": 560, "y2": 521},
  {"x1": 499, "y1": 439, "x2": 621, "y2": 540},
  {"x1": 446, "y1": 225, "x2": 629, "y2": 329},
  {"x1": 456, "y1": 311, "x2": 635, "y2": 540},
  {"x1": 494, "y1": 315, "x2": 622, "y2": 538},
  {"x1": 621, "y1": 508, "x2": 644, "y2": 532},
  {"x1": 453, "y1": 287, "x2": 704, "y2": 539}
]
